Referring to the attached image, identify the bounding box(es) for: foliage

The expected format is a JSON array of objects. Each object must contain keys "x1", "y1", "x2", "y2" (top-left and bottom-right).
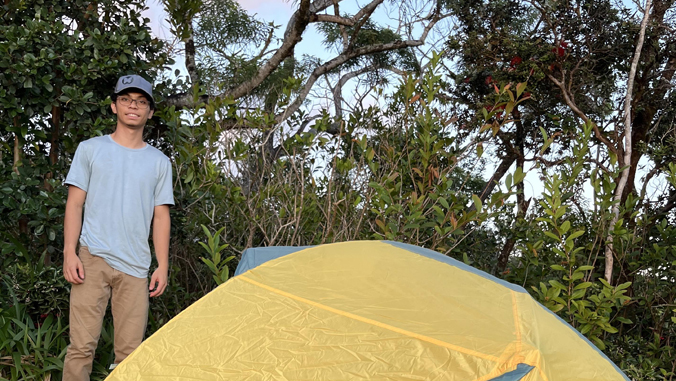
[
  {"x1": 199, "y1": 225, "x2": 235, "y2": 286},
  {"x1": 0, "y1": 287, "x2": 68, "y2": 381},
  {"x1": 2, "y1": 253, "x2": 70, "y2": 319},
  {"x1": 1, "y1": 0, "x2": 675, "y2": 380}
]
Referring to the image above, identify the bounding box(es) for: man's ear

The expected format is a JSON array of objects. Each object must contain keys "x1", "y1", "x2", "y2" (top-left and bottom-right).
[
  {"x1": 111, "y1": 101, "x2": 118, "y2": 115},
  {"x1": 148, "y1": 108, "x2": 154, "y2": 119}
]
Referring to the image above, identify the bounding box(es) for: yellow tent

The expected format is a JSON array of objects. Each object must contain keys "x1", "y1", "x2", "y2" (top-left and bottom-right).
[{"x1": 106, "y1": 241, "x2": 629, "y2": 381}]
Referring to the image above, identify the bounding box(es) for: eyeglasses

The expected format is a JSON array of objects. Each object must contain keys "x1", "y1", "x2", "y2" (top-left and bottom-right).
[{"x1": 117, "y1": 96, "x2": 151, "y2": 109}]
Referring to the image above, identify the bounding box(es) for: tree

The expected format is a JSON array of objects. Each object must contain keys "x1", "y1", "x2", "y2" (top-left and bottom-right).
[
  {"x1": 163, "y1": 0, "x2": 450, "y2": 118},
  {"x1": 442, "y1": 0, "x2": 676, "y2": 280}
]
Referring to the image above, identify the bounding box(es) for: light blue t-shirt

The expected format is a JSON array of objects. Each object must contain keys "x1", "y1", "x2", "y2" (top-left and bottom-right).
[{"x1": 65, "y1": 135, "x2": 174, "y2": 278}]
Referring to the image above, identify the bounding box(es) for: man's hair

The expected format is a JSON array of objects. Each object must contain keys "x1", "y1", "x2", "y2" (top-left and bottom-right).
[{"x1": 111, "y1": 89, "x2": 155, "y2": 110}]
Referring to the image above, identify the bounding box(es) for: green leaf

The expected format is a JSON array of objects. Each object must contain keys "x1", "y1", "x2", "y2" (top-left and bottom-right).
[
  {"x1": 516, "y1": 82, "x2": 527, "y2": 97},
  {"x1": 560, "y1": 220, "x2": 571, "y2": 233},
  {"x1": 616, "y1": 317, "x2": 633, "y2": 324},
  {"x1": 573, "y1": 282, "x2": 593, "y2": 290},
  {"x1": 472, "y1": 194, "x2": 482, "y2": 212},
  {"x1": 550, "y1": 265, "x2": 566, "y2": 271},
  {"x1": 184, "y1": 169, "x2": 194, "y2": 183},
  {"x1": 24, "y1": 78, "x2": 33, "y2": 88},
  {"x1": 590, "y1": 336, "x2": 606, "y2": 350},
  {"x1": 548, "y1": 304, "x2": 564, "y2": 313},
  {"x1": 504, "y1": 101, "x2": 514, "y2": 116},
  {"x1": 568, "y1": 230, "x2": 585, "y2": 241},
  {"x1": 198, "y1": 241, "x2": 210, "y2": 253},
  {"x1": 571, "y1": 289, "x2": 587, "y2": 299},
  {"x1": 201, "y1": 224, "x2": 211, "y2": 239},
  {"x1": 544, "y1": 231, "x2": 561, "y2": 242}
]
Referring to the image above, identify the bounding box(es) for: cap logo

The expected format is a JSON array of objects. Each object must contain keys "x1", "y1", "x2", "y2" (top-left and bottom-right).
[{"x1": 122, "y1": 76, "x2": 134, "y2": 85}]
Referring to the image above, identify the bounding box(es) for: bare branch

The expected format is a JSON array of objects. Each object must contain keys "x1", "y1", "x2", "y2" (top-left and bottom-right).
[
  {"x1": 310, "y1": 13, "x2": 355, "y2": 26},
  {"x1": 278, "y1": 12, "x2": 445, "y2": 123},
  {"x1": 332, "y1": 65, "x2": 374, "y2": 117},
  {"x1": 276, "y1": 38, "x2": 426, "y2": 123},
  {"x1": 332, "y1": 0, "x2": 349, "y2": 51},
  {"x1": 604, "y1": 0, "x2": 652, "y2": 285},
  {"x1": 348, "y1": 0, "x2": 385, "y2": 51},
  {"x1": 546, "y1": 72, "x2": 618, "y2": 155},
  {"x1": 252, "y1": 28, "x2": 275, "y2": 62},
  {"x1": 224, "y1": 0, "x2": 326, "y2": 100},
  {"x1": 352, "y1": 0, "x2": 385, "y2": 24}
]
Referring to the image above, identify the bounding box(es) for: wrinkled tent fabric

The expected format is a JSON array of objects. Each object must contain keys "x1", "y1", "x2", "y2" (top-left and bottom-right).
[{"x1": 106, "y1": 241, "x2": 629, "y2": 381}]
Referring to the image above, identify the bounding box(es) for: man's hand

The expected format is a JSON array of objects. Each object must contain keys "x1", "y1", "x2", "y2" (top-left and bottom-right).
[
  {"x1": 149, "y1": 267, "x2": 168, "y2": 297},
  {"x1": 64, "y1": 253, "x2": 85, "y2": 284},
  {"x1": 63, "y1": 185, "x2": 86, "y2": 285}
]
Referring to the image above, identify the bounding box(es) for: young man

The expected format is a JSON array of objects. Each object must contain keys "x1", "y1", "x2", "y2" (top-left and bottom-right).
[{"x1": 62, "y1": 75, "x2": 174, "y2": 381}]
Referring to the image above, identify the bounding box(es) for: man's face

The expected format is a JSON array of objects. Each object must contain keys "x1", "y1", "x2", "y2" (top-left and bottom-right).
[{"x1": 111, "y1": 92, "x2": 154, "y2": 129}]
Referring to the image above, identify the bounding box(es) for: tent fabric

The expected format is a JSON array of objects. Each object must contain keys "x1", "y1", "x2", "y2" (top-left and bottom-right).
[
  {"x1": 233, "y1": 246, "x2": 312, "y2": 276},
  {"x1": 106, "y1": 241, "x2": 629, "y2": 381},
  {"x1": 488, "y1": 364, "x2": 534, "y2": 381},
  {"x1": 386, "y1": 241, "x2": 629, "y2": 379}
]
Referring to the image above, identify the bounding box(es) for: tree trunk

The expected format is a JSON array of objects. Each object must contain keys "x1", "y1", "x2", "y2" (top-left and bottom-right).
[
  {"x1": 12, "y1": 116, "x2": 21, "y2": 174},
  {"x1": 469, "y1": 152, "x2": 518, "y2": 215},
  {"x1": 495, "y1": 107, "x2": 528, "y2": 274}
]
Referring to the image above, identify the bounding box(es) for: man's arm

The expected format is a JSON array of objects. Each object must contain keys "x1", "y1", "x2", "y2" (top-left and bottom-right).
[
  {"x1": 149, "y1": 204, "x2": 170, "y2": 297},
  {"x1": 63, "y1": 186, "x2": 87, "y2": 284}
]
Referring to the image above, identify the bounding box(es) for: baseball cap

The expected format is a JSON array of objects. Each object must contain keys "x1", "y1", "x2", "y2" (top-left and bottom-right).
[{"x1": 114, "y1": 74, "x2": 154, "y2": 105}]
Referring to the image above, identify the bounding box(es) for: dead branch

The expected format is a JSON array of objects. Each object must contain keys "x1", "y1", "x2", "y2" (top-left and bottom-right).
[
  {"x1": 604, "y1": 0, "x2": 653, "y2": 284},
  {"x1": 547, "y1": 72, "x2": 618, "y2": 156},
  {"x1": 332, "y1": 65, "x2": 375, "y2": 117},
  {"x1": 310, "y1": 13, "x2": 355, "y2": 26}
]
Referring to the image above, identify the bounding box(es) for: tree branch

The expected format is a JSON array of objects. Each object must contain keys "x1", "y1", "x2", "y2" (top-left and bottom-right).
[
  {"x1": 467, "y1": 151, "x2": 518, "y2": 214},
  {"x1": 12, "y1": 117, "x2": 20, "y2": 175},
  {"x1": 277, "y1": 11, "x2": 445, "y2": 124},
  {"x1": 547, "y1": 72, "x2": 618, "y2": 155},
  {"x1": 332, "y1": 65, "x2": 374, "y2": 117},
  {"x1": 185, "y1": 22, "x2": 199, "y2": 88},
  {"x1": 310, "y1": 13, "x2": 355, "y2": 26},
  {"x1": 224, "y1": 0, "x2": 323, "y2": 100},
  {"x1": 276, "y1": 39, "x2": 425, "y2": 123},
  {"x1": 604, "y1": 0, "x2": 652, "y2": 285},
  {"x1": 333, "y1": 0, "x2": 349, "y2": 51},
  {"x1": 252, "y1": 28, "x2": 276, "y2": 62},
  {"x1": 347, "y1": 0, "x2": 385, "y2": 51}
]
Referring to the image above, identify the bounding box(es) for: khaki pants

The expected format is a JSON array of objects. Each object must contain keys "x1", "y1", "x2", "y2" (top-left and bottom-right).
[{"x1": 62, "y1": 247, "x2": 149, "y2": 381}]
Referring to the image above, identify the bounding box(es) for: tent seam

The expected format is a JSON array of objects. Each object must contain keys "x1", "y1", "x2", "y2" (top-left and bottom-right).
[
  {"x1": 511, "y1": 291, "x2": 522, "y2": 355},
  {"x1": 238, "y1": 275, "x2": 501, "y2": 363},
  {"x1": 512, "y1": 291, "x2": 549, "y2": 381}
]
